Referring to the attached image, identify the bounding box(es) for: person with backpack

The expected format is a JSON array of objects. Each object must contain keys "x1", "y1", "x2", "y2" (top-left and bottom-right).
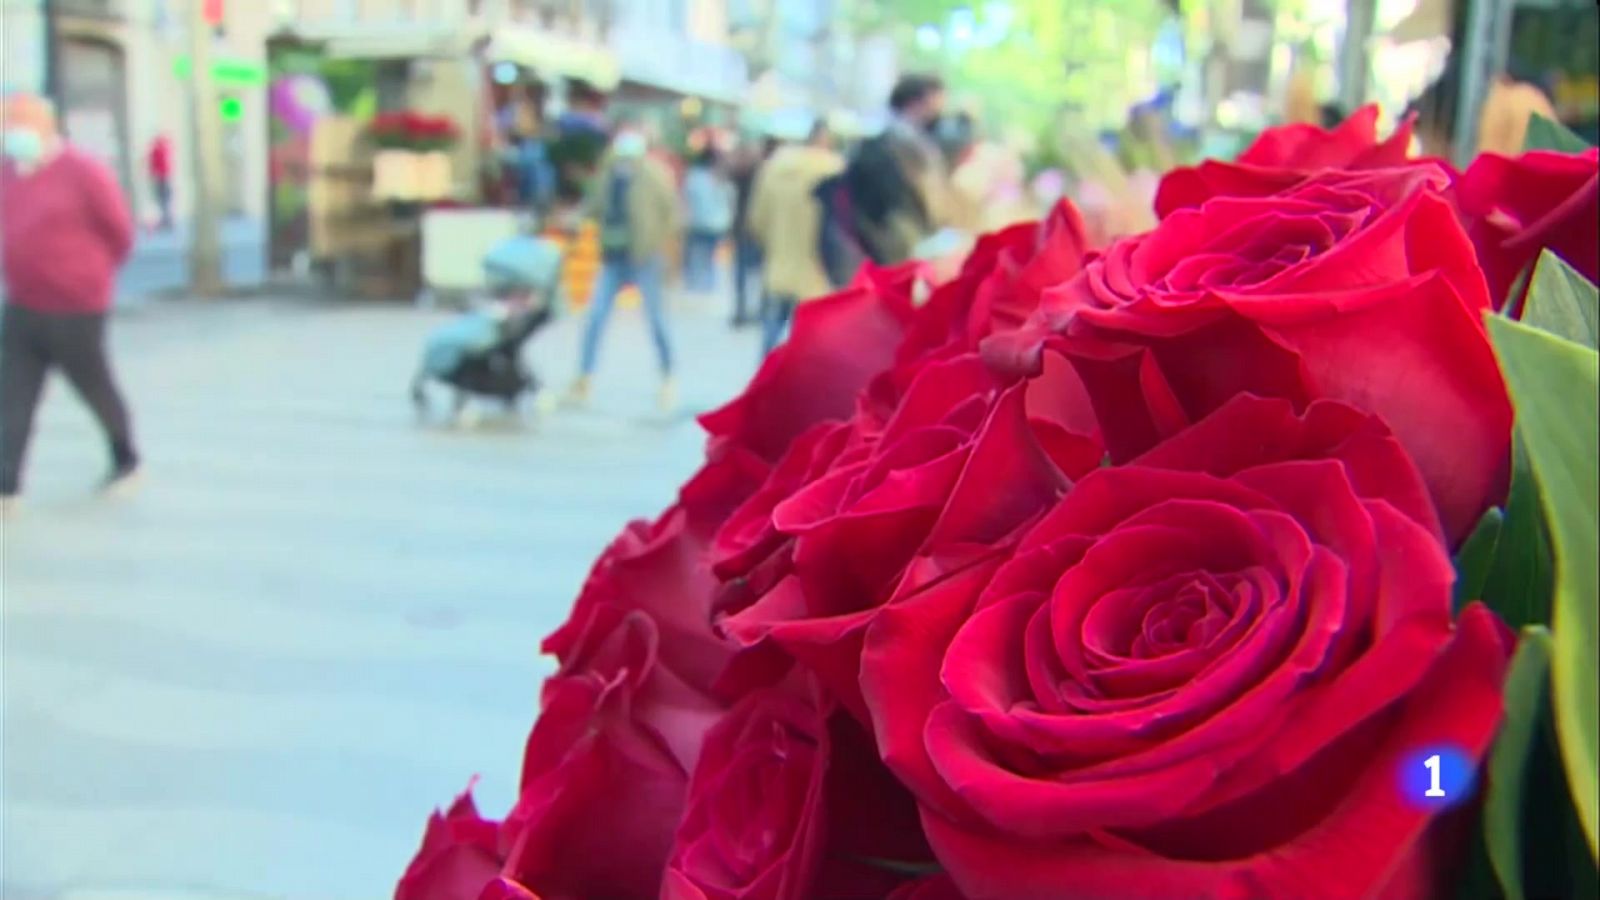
[
  {"x1": 816, "y1": 73, "x2": 952, "y2": 287},
  {"x1": 565, "y1": 122, "x2": 682, "y2": 411}
]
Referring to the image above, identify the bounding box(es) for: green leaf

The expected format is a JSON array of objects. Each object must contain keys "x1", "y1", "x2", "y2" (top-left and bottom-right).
[
  {"x1": 854, "y1": 857, "x2": 944, "y2": 877},
  {"x1": 1480, "y1": 435, "x2": 1555, "y2": 628},
  {"x1": 1523, "y1": 251, "x2": 1600, "y2": 350},
  {"x1": 1485, "y1": 627, "x2": 1554, "y2": 900},
  {"x1": 1487, "y1": 315, "x2": 1600, "y2": 861},
  {"x1": 1454, "y1": 507, "x2": 1504, "y2": 611},
  {"x1": 1502, "y1": 262, "x2": 1536, "y2": 320},
  {"x1": 1525, "y1": 114, "x2": 1593, "y2": 153}
]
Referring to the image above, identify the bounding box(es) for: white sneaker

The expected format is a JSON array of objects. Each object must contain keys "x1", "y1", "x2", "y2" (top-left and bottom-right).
[
  {"x1": 100, "y1": 465, "x2": 143, "y2": 498},
  {"x1": 658, "y1": 377, "x2": 679, "y2": 413},
  {"x1": 562, "y1": 376, "x2": 593, "y2": 409}
]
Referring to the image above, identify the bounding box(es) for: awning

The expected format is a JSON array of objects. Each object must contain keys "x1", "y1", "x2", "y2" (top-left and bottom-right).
[
  {"x1": 487, "y1": 29, "x2": 621, "y2": 91},
  {"x1": 278, "y1": 22, "x2": 483, "y2": 60}
]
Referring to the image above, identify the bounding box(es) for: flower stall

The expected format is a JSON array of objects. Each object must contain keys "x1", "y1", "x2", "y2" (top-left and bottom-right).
[
  {"x1": 394, "y1": 109, "x2": 1600, "y2": 900},
  {"x1": 267, "y1": 23, "x2": 487, "y2": 299}
]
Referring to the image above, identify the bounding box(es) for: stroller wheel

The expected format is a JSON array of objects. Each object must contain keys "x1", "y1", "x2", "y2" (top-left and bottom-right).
[
  {"x1": 411, "y1": 378, "x2": 431, "y2": 417},
  {"x1": 449, "y1": 392, "x2": 478, "y2": 429}
]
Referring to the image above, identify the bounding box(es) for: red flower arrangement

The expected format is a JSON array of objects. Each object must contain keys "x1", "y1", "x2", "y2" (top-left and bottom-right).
[
  {"x1": 370, "y1": 111, "x2": 462, "y2": 152},
  {"x1": 397, "y1": 106, "x2": 1600, "y2": 900}
]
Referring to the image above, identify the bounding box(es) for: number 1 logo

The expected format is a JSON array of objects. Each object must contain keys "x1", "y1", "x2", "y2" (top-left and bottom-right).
[
  {"x1": 1400, "y1": 745, "x2": 1474, "y2": 809},
  {"x1": 1424, "y1": 754, "x2": 1446, "y2": 798}
]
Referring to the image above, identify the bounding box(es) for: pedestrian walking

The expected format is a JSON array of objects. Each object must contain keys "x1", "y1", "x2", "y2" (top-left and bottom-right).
[
  {"x1": 728, "y1": 138, "x2": 775, "y2": 327},
  {"x1": 147, "y1": 133, "x2": 174, "y2": 231},
  {"x1": 749, "y1": 120, "x2": 844, "y2": 354},
  {"x1": 815, "y1": 73, "x2": 952, "y2": 286},
  {"x1": 863, "y1": 73, "x2": 952, "y2": 263},
  {"x1": 1, "y1": 93, "x2": 140, "y2": 513},
  {"x1": 565, "y1": 123, "x2": 681, "y2": 411},
  {"x1": 681, "y1": 146, "x2": 734, "y2": 295}
]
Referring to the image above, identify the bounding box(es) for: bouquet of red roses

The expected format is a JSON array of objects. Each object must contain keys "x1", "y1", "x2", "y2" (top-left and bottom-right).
[
  {"x1": 370, "y1": 111, "x2": 462, "y2": 153},
  {"x1": 398, "y1": 107, "x2": 1599, "y2": 900}
]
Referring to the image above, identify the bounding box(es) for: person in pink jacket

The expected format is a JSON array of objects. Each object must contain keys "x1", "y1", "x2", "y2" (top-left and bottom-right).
[{"x1": 1, "y1": 93, "x2": 139, "y2": 510}]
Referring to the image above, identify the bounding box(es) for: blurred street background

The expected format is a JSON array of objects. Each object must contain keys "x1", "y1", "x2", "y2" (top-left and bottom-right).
[
  {"x1": 2, "y1": 291, "x2": 750, "y2": 898},
  {"x1": 2, "y1": 0, "x2": 1597, "y2": 897}
]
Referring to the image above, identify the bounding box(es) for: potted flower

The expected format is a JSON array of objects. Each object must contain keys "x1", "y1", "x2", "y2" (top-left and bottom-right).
[{"x1": 369, "y1": 111, "x2": 460, "y2": 202}]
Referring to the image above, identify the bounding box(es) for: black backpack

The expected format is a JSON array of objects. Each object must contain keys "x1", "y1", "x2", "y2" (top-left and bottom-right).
[
  {"x1": 815, "y1": 134, "x2": 930, "y2": 287},
  {"x1": 599, "y1": 167, "x2": 634, "y2": 259}
]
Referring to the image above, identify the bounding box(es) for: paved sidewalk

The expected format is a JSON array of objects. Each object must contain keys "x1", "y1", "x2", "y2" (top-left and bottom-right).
[
  {"x1": 2, "y1": 290, "x2": 765, "y2": 898},
  {"x1": 117, "y1": 219, "x2": 266, "y2": 306}
]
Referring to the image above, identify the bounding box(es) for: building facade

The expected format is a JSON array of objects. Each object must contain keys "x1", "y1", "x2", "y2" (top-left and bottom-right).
[
  {"x1": 20, "y1": 0, "x2": 755, "y2": 228},
  {"x1": 31, "y1": 0, "x2": 284, "y2": 224}
]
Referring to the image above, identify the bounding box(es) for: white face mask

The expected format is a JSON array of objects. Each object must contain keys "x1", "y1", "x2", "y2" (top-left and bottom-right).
[{"x1": 3, "y1": 129, "x2": 45, "y2": 164}]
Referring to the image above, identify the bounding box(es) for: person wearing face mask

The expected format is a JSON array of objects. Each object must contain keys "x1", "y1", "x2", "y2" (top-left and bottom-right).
[
  {"x1": 817, "y1": 73, "x2": 953, "y2": 281},
  {"x1": 0, "y1": 93, "x2": 139, "y2": 513},
  {"x1": 880, "y1": 74, "x2": 953, "y2": 255},
  {"x1": 564, "y1": 120, "x2": 681, "y2": 411}
]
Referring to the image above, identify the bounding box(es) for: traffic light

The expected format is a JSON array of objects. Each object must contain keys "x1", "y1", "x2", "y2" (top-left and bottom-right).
[{"x1": 203, "y1": 0, "x2": 224, "y2": 27}]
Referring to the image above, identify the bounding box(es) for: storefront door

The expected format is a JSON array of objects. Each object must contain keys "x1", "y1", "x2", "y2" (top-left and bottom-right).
[{"x1": 60, "y1": 36, "x2": 132, "y2": 199}]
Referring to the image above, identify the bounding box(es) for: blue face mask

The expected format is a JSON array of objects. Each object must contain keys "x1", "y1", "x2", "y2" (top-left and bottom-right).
[{"x1": 3, "y1": 129, "x2": 44, "y2": 164}]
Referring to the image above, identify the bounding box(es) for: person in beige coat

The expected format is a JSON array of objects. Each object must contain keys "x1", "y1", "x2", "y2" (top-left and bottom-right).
[{"x1": 748, "y1": 121, "x2": 845, "y2": 353}]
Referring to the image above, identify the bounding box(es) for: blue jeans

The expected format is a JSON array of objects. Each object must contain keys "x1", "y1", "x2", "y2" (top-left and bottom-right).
[
  {"x1": 733, "y1": 235, "x2": 761, "y2": 322},
  {"x1": 761, "y1": 293, "x2": 796, "y2": 356},
  {"x1": 683, "y1": 230, "x2": 721, "y2": 293},
  {"x1": 581, "y1": 255, "x2": 673, "y2": 377}
]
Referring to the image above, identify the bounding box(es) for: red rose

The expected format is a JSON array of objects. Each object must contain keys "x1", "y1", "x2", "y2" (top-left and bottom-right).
[
  {"x1": 1155, "y1": 105, "x2": 1419, "y2": 216},
  {"x1": 1455, "y1": 147, "x2": 1600, "y2": 310},
  {"x1": 993, "y1": 165, "x2": 1510, "y2": 543},
  {"x1": 476, "y1": 878, "x2": 541, "y2": 899},
  {"x1": 714, "y1": 357, "x2": 1099, "y2": 720},
  {"x1": 488, "y1": 445, "x2": 769, "y2": 898},
  {"x1": 896, "y1": 200, "x2": 1093, "y2": 369},
  {"x1": 664, "y1": 684, "x2": 930, "y2": 900},
  {"x1": 496, "y1": 548, "x2": 726, "y2": 896},
  {"x1": 704, "y1": 208, "x2": 1097, "y2": 697},
  {"x1": 396, "y1": 783, "x2": 504, "y2": 900},
  {"x1": 701, "y1": 282, "x2": 914, "y2": 463},
  {"x1": 861, "y1": 395, "x2": 1511, "y2": 900},
  {"x1": 852, "y1": 258, "x2": 923, "y2": 301}
]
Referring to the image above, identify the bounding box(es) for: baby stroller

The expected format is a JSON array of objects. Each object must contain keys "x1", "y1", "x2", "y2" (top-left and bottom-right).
[{"x1": 411, "y1": 235, "x2": 564, "y2": 422}]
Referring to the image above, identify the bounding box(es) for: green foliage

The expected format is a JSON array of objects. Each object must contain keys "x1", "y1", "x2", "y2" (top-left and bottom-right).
[
  {"x1": 1453, "y1": 507, "x2": 1503, "y2": 612},
  {"x1": 865, "y1": 0, "x2": 1174, "y2": 138},
  {"x1": 1480, "y1": 622, "x2": 1600, "y2": 900},
  {"x1": 1486, "y1": 311, "x2": 1600, "y2": 862},
  {"x1": 1485, "y1": 627, "x2": 1553, "y2": 900},
  {"x1": 1524, "y1": 114, "x2": 1593, "y2": 154},
  {"x1": 1523, "y1": 251, "x2": 1600, "y2": 350},
  {"x1": 1471, "y1": 250, "x2": 1596, "y2": 625},
  {"x1": 1478, "y1": 437, "x2": 1555, "y2": 628}
]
